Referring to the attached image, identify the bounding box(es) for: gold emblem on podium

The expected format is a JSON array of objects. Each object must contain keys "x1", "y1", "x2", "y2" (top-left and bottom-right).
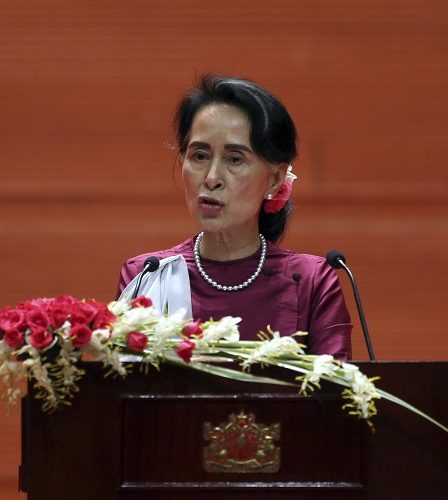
[{"x1": 202, "y1": 411, "x2": 281, "y2": 473}]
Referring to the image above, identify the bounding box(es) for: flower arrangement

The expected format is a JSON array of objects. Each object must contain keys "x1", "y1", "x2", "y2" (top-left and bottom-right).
[{"x1": 0, "y1": 295, "x2": 446, "y2": 433}]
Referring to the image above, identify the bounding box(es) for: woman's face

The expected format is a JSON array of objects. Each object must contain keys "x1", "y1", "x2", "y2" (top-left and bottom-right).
[{"x1": 181, "y1": 103, "x2": 285, "y2": 240}]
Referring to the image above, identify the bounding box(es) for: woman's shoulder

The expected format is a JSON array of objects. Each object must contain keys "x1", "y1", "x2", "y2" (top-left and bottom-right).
[
  {"x1": 122, "y1": 237, "x2": 195, "y2": 269},
  {"x1": 116, "y1": 237, "x2": 195, "y2": 297},
  {"x1": 267, "y1": 242, "x2": 330, "y2": 276}
]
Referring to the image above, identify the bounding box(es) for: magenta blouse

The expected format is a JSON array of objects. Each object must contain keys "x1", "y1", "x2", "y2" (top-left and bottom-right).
[{"x1": 116, "y1": 237, "x2": 352, "y2": 360}]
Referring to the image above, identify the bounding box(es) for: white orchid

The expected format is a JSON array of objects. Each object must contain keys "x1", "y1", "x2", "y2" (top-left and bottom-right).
[
  {"x1": 242, "y1": 330, "x2": 305, "y2": 370},
  {"x1": 112, "y1": 305, "x2": 159, "y2": 337},
  {"x1": 342, "y1": 367, "x2": 381, "y2": 421},
  {"x1": 57, "y1": 348, "x2": 83, "y2": 387},
  {"x1": 103, "y1": 349, "x2": 126, "y2": 377},
  {"x1": 152, "y1": 308, "x2": 186, "y2": 339},
  {"x1": 145, "y1": 308, "x2": 187, "y2": 362},
  {"x1": 23, "y1": 356, "x2": 58, "y2": 410},
  {"x1": 0, "y1": 347, "x2": 27, "y2": 408},
  {"x1": 0, "y1": 340, "x2": 12, "y2": 358},
  {"x1": 108, "y1": 299, "x2": 132, "y2": 316},
  {"x1": 299, "y1": 354, "x2": 337, "y2": 394},
  {"x1": 86, "y1": 329, "x2": 112, "y2": 353},
  {"x1": 197, "y1": 316, "x2": 241, "y2": 347}
]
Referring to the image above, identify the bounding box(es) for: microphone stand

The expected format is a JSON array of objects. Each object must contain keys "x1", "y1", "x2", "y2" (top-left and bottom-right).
[{"x1": 337, "y1": 258, "x2": 376, "y2": 361}]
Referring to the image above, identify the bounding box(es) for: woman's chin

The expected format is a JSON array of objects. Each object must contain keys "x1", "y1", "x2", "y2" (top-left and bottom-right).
[{"x1": 198, "y1": 221, "x2": 226, "y2": 234}]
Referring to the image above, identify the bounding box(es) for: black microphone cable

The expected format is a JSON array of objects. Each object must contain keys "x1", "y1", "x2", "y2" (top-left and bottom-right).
[{"x1": 130, "y1": 256, "x2": 160, "y2": 300}]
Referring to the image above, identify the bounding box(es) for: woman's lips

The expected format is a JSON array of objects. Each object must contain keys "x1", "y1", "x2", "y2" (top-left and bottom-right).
[{"x1": 198, "y1": 196, "x2": 224, "y2": 215}]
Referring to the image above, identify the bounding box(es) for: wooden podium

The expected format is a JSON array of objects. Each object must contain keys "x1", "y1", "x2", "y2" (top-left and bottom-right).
[{"x1": 19, "y1": 361, "x2": 448, "y2": 499}]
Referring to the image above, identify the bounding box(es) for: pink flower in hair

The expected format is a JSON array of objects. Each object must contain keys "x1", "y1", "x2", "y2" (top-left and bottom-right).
[{"x1": 264, "y1": 165, "x2": 297, "y2": 214}]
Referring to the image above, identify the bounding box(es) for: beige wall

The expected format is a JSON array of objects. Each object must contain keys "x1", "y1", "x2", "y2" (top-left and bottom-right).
[{"x1": 1, "y1": 1, "x2": 447, "y2": 496}]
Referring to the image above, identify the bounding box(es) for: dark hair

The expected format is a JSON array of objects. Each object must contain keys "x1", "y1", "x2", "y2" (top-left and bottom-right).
[{"x1": 173, "y1": 74, "x2": 298, "y2": 243}]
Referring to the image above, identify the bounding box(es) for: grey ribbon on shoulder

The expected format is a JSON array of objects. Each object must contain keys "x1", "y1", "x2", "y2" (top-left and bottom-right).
[{"x1": 120, "y1": 255, "x2": 192, "y2": 318}]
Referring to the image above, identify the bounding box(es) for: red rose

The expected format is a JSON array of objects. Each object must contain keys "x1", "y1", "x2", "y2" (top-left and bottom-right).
[
  {"x1": 126, "y1": 331, "x2": 148, "y2": 352},
  {"x1": 48, "y1": 296, "x2": 77, "y2": 329},
  {"x1": 70, "y1": 300, "x2": 98, "y2": 326},
  {"x1": 3, "y1": 329, "x2": 25, "y2": 348},
  {"x1": 263, "y1": 181, "x2": 292, "y2": 214},
  {"x1": 24, "y1": 298, "x2": 51, "y2": 311},
  {"x1": 52, "y1": 295, "x2": 77, "y2": 310},
  {"x1": 182, "y1": 320, "x2": 203, "y2": 338},
  {"x1": 50, "y1": 309, "x2": 69, "y2": 329},
  {"x1": 29, "y1": 327, "x2": 54, "y2": 350},
  {"x1": 26, "y1": 307, "x2": 50, "y2": 331},
  {"x1": 175, "y1": 339, "x2": 195, "y2": 363},
  {"x1": 0, "y1": 307, "x2": 27, "y2": 333},
  {"x1": 131, "y1": 297, "x2": 152, "y2": 308},
  {"x1": 92, "y1": 305, "x2": 116, "y2": 330},
  {"x1": 70, "y1": 324, "x2": 92, "y2": 348},
  {"x1": 83, "y1": 298, "x2": 103, "y2": 313}
]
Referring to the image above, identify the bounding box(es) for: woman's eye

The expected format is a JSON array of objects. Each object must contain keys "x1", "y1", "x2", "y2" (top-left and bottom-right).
[
  {"x1": 227, "y1": 154, "x2": 244, "y2": 165},
  {"x1": 192, "y1": 151, "x2": 209, "y2": 161}
]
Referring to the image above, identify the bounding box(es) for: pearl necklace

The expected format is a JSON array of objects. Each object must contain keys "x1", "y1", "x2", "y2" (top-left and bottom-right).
[{"x1": 194, "y1": 232, "x2": 267, "y2": 292}]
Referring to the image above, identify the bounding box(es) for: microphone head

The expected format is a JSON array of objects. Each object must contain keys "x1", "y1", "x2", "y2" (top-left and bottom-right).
[
  {"x1": 326, "y1": 250, "x2": 346, "y2": 269},
  {"x1": 144, "y1": 256, "x2": 160, "y2": 272}
]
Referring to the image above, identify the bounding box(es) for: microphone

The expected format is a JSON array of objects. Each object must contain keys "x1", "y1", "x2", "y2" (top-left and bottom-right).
[
  {"x1": 130, "y1": 256, "x2": 160, "y2": 300},
  {"x1": 326, "y1": 250, "x2": 375, "y2": 361}
]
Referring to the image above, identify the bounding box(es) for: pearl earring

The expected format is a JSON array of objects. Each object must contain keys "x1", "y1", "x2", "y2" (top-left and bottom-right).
[{"x1": 266, "y1": 194, "x2": 273, "y2": 200}]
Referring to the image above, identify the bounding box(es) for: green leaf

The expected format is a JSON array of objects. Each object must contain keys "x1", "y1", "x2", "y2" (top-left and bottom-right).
[
  {"x1": 164, "y1": 354, "x2": 295, "y2": 387},
  {"x1": 376, "y1": 388, "x2": 448, "y2": 433}
]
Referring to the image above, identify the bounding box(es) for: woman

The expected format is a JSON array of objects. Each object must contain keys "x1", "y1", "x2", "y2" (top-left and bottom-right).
[{"x1": 117, "y1": 75, "x2": 352, "y2": 360}]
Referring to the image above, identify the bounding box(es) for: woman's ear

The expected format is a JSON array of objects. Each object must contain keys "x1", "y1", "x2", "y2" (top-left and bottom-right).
[{"x1": 270, "y1": 163, "x2": 288, "y2": 194}]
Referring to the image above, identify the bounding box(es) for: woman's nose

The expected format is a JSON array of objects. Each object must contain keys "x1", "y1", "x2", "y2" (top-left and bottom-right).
[{"x1": 204, "y1": 159, "x2": 223, "y2": 190}]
